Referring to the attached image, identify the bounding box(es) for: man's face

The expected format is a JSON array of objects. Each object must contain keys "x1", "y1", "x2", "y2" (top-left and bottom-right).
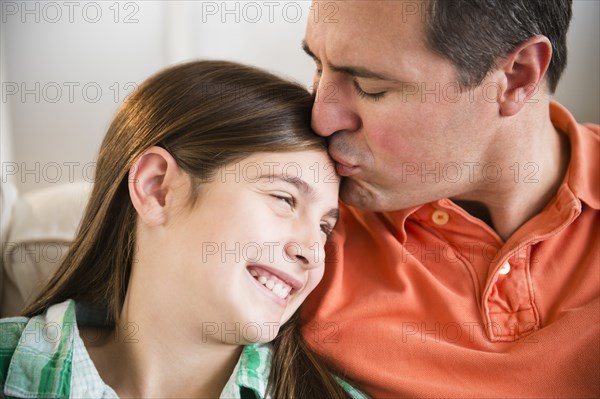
[{"x1": 305, "y1": 0, "x2": 500, "y2": 211}]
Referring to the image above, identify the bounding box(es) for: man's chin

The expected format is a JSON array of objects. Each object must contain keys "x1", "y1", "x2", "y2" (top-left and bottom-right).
[
  {"x1": 339, "y1": 178, "x2": 381, "y2": 210},
  {"x1": 339, "y1": 177, "x2": 428, "y2": 212}
]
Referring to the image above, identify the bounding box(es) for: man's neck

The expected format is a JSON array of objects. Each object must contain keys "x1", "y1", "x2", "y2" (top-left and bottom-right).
[{"x1": 452, "y1": 107, "x2": 571, "y2": 242}]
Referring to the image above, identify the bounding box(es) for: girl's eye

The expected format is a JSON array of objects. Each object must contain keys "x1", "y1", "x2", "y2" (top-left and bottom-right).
[
  {"x1": 272, "y1": 194, "x2": 295, "y2": 209},
  {"x1": 353, "y1": 80, "x2": 386, "y2": 101},
  {"x1": 320, "y1": 222, "x2": 334, "y2": 238}
]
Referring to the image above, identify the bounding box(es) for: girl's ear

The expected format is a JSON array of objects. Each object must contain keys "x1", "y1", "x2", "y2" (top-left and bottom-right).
[{"x1": 128, "y1": 146, "x2": 182, "y2": 226}]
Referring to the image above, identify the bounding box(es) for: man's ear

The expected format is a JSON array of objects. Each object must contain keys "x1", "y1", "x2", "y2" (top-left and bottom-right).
[
  {"x1": 128, "y1": 146, "x2": 182, "y2": 227},
  {"x1": 496, "y1": 35, "x2": 552, "y2": 117}
]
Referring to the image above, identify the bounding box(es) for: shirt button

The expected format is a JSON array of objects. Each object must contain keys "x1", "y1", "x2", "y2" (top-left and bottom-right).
[
  {"x1": 498, "y1": 261, "x2": 511, "y2": 275},
  {"x1": 432, "y1": 210, "x2": 449, "y2": 225}
]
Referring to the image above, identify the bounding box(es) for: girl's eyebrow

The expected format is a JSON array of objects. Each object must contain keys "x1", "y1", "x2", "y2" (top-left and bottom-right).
[{"x1": 258, "y1": 174, "x2": 313, "y2": 197}]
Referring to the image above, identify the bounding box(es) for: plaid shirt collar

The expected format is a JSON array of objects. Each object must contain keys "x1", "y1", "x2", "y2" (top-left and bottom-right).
[{"x1": 3, "y1": 300, "x2": 274, "y2": 399}]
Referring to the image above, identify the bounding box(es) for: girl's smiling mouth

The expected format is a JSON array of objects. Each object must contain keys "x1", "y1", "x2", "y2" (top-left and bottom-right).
[{"x1": 246, "y1": 265, "x2": 303, "y2": 305}]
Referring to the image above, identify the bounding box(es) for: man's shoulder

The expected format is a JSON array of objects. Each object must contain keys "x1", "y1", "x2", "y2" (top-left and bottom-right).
[
  {"x1": 578, "y1": 121, "x2": 600, "y2": 149},
  {"x1": 581, "y1": 122, "x2": 600, "y2": 136},
  {"x1": 568, "y1": 116, "x2": 600, "y2": 209}
]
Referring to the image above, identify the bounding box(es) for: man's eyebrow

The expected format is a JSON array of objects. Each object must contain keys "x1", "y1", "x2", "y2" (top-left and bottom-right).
[
  {"x1": 302, "y1": 40, "x2": 398, "y2": 82},
  {"x1": 302, "y1": 40, "x2": 318, "y2": 61},
  {"x1": 330, "y1": 64, "x2": 397, "y2": 81}
]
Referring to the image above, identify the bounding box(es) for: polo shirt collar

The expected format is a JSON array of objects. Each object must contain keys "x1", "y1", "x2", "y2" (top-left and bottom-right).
[{"x1": 550, "y1": 101, "x2": 599, "y2": 210}]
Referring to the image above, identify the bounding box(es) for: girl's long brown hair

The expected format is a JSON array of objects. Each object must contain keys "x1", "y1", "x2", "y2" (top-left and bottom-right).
[{"x1": 22, "y1": 60, "x2": 351, "y2": 398}]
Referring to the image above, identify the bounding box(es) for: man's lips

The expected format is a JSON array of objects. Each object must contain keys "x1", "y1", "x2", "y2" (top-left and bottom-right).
[
  {"x1": 331, "y1": 155, "x2": 359, "y2": 176},
  {"x1": 335, "y1": 162, "x2": 358, "y2": 176}
]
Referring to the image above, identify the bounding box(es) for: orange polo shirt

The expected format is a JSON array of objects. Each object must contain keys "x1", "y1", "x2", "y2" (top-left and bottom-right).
[{"x1": 301, "y1": 102, "x2": 600, "y2": 398}]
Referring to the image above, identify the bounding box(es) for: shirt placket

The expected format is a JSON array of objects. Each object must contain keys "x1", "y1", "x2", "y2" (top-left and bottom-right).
[
  {"x1": 411, "y1": 201, "x2": 540, "y2": 343},
  {"x1": 483, "y1": 244, "x2": 540, "y2": 342}
]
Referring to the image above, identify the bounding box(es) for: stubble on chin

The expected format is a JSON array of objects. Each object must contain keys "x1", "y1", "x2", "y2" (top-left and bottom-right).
[{"x1": 339, "y1": 177, "x2": 376, "y2": 209}]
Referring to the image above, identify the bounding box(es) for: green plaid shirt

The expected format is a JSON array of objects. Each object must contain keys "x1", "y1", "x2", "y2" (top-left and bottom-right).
[{"x1": 0, "y1": 300, "x2": 368, "y2": 398}]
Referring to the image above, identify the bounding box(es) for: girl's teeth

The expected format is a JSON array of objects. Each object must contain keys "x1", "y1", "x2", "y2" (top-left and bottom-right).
[
  {"x1": 273, "y1": 283, "x2": 284, "y2": 295},
  {"x1": 253, "y1": 271, "x2": 291, "y2": 299}
]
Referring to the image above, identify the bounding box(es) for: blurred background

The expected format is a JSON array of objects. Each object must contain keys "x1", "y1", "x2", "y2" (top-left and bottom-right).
[{"x1": 1, "y1": 0, "x2": 599, "y2": 194}]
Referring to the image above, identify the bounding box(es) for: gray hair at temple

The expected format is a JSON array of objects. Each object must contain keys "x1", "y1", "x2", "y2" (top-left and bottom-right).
[{"x1": 425, "y1": 0, "x2": 572, "y2": 92}]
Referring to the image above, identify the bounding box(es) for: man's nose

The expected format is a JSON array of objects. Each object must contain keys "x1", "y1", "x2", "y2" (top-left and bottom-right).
[{"x1": 311, "y1": 75, "x2": 360, "y2": 137}]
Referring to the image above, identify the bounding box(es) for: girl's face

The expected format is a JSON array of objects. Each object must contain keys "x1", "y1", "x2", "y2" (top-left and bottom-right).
[{"x1": 160, "y1": 150, "x2": 339, "y2": 344}]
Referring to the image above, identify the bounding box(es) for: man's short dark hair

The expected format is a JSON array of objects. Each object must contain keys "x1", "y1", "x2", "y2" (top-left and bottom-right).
[{"x1": 425, "y1": 0, "x2": 572, "y2": 93}]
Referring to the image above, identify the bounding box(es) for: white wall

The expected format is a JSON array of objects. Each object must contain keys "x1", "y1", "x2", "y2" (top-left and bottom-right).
[
  {"x1": 164, "y1": 1, "x2": 314, "y2": 82},
  {"x1": 0, "y1": 28, "x2": 12, "y2": 174},
  {"x1": 1, "y1": 0, "x2": 598, "y2": 194},
  {"x1": 1, "y1": 1, "x2": 166, "y2": 192},
  {"x1": 1, "y1": 0, "x2": 315, "y2": 193},
  {"x1": 553, "y1": 0, "x2": 600, "y2": 124}
]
